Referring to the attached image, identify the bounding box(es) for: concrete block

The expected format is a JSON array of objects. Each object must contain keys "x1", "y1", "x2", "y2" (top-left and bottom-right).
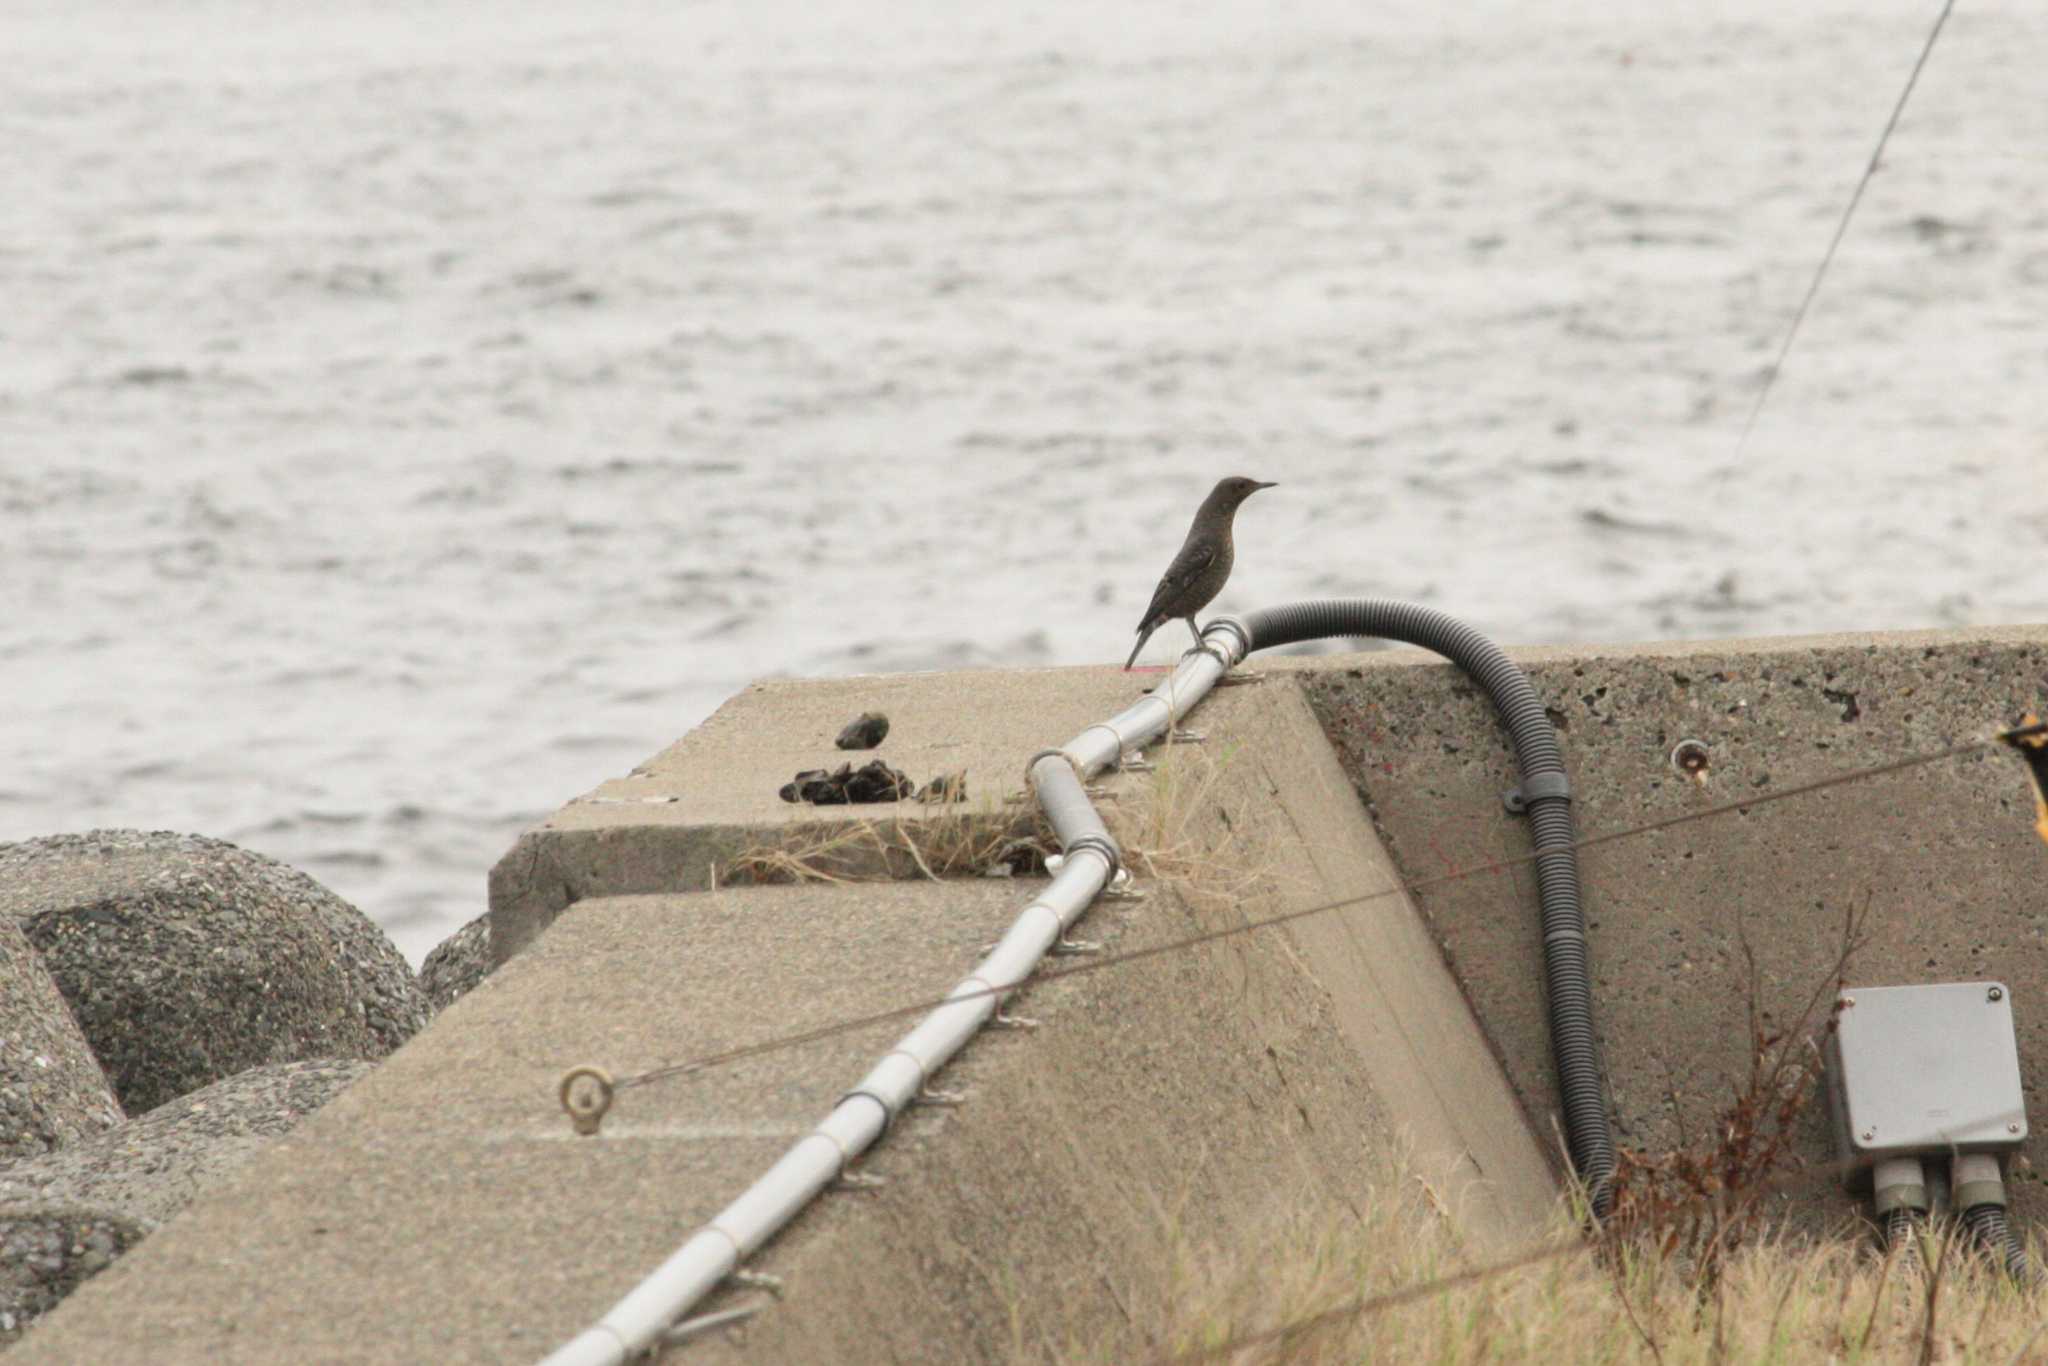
[
  {"x1": 0, "y1": 918, "x2": 121, "y2": 1163},
  {"x1": 487, "y1": 667, "x2": 1153, "y2": 963},
  {"x1": 18, "y1": 665, "x2": 1546, "y2": 1362},
  {"x1": 0, "y1": 831, "x2": 428, "y2": 1114},
  {"x1": 1291, "y1": 624, "x2": 2048, "y2": 1231}
]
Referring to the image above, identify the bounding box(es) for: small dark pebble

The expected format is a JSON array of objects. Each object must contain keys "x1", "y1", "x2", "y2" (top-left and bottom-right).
[
  {"x1": 779, "y1": 760, "x2": 915, "y2": 805},
  {"x1": 916, "y1": 772, "x2": 967, "y2": 804},
  {"x1": 835, "y1": 713, "x2": 890, "y2": 750}
]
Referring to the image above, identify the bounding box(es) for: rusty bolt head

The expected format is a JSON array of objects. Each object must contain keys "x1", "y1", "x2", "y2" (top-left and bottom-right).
[{"x1": 1670, "y1": 739, "x2": 1711, "y2": 777}]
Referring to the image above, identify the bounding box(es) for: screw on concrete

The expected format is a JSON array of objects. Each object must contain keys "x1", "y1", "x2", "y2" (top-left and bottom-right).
[{"x1": 660, "y1": 1302, "x2": 766, "y2": 1346}]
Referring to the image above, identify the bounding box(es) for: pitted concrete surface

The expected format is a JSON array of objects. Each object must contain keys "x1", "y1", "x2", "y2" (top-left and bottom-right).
[
  {"x1": 0, "y1": 1059, "x2": 374, "y2": 1229},
  {"x1": 1287, "y1": 624, "x2": 2048, "y2": 1232},
  {"x1": 0, "y1": 916, "x2": 120, "y2": 1163},
  {"x1": 0, "y1": 830, "x2": 427, "y2": 1114}
]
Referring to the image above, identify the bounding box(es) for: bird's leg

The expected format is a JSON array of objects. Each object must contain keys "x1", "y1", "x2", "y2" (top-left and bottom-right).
[
  {"x1": 1180, "y1": 615, "x2": 1264, "y2": 687},
  {"x1": 1175, "y1": 615, "x2": 1259, "y2": 684}
]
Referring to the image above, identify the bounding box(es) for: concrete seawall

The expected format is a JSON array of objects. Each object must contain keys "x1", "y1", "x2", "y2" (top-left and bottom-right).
[
  {"x1": 1291, "y1": 625, "x2": 2048, "y2": 1231},
  {"x1": 16, "y1": 624, "x2": 2047, "y2": 1362}
]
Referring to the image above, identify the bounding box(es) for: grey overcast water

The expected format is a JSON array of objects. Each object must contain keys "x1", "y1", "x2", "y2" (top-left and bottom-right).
[{"x1": 4, "y1": 0, "x2": 2046, "y2": 963}]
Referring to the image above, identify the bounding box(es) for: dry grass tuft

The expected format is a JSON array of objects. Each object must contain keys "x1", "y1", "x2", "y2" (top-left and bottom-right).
[
  {"x1": 1103, "y1": 742, "x2": 1294, "y2": 909},
  {"x1": 720, "y1": 739, "x2": 1283, "y2": 899},
  {"x1": 1604, "y1": 896, "x2": 1871, "y2": 1309},
  {"x1": 1100, "y1": 1175, "x2": 2044, "y2": 1366},
  {"x1": 1094, "y1": 891, "x2": 2044, "y2": 1365},
  {"x1": 717, "y1": 804, "x2": 1054, "y2": 886}
]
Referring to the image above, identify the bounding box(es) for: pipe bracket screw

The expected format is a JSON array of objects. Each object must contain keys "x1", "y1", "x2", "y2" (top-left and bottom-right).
[
  {"x1": 1988, "y1": 986, "x2": 2005, "y2": 1002},
  {"x1": 558, "y1": 1065, "x2": 616, "y2": 1137},
  {"x1": 730, "y1": 1270, "x2": 785, "y2": 1296},
  {"x1": 2010, "y1": 1122, "x2": 2023, "y2": 1134}
]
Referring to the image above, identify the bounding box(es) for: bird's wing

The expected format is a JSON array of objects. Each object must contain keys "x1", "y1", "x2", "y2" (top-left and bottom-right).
[{"x1": 1135, "y1": 540, "x2": 1217, "y2": 629}]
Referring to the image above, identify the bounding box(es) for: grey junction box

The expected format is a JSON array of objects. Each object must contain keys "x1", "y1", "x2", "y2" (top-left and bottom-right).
[{"x1": 1825, "y1": 981, "x2": 2028, "y2": 1179}]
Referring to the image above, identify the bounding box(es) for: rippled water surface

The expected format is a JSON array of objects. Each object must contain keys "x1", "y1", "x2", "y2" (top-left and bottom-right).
[{"x1": 5, "y1": 0, "x2": 2046, "y2": 961}]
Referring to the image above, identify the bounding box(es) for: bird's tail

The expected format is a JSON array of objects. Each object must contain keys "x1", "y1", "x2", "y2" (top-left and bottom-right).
[{"x1": 1124, "y1": 624, "x2": 1157, "y2": 671}]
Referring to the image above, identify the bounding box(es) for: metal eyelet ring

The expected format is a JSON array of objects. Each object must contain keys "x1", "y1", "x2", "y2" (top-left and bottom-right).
[{"x1": 559, "y1": 1065, "x2": 616, "y2": 1136}]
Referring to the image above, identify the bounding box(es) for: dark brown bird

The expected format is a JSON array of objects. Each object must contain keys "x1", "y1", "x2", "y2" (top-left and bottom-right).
[{"x1": 1124, "y1": 476, "x2": 1276, "y2": 670}]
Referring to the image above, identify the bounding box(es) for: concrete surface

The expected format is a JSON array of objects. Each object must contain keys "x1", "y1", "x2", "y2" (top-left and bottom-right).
[
  {"x1": 0, "y1": 1059, "x2": 374, "y2": 1229},
  {"x1": 0, "y1": 1205, "x2": 147, "y2": 1349},
  {"x1": 0, "y1": 831, "x2": 427, "y2": 1113},
  {"x1": 1288, "y1": 624, "x2": 2048, "y2": 1231},
  {"x1": 0, "y1": 917, "x2": 120, "y2": 1163},
  {"x1": 419, "y1": 911, "x2": 491, "y2": 1012},
  {"x1": 486, "y1": 667, "x2": 1155, "y2": 963},
  {"x1": 23, "y1": 624, "x2": 2044, "y2": 1362},
  {"x1": 15, "y1": 665, "x2": 1547, "y2": 1363},
  {"x1": 0, "y1": 1059, "x2": 369, "y2": 1346}
]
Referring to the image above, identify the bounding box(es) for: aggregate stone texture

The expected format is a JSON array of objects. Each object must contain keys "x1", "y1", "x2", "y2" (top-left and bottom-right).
[
  {"x1": 418, "y1": 912, "x2": 491, "y2": 1013},
  {"x1": 0, "y1": 919, "x2": 122, "y2": 1163},
  {"x1": 0, "y1": 830, "x2": 429, "y2": 1114},
  {"x1": 0, "y1": 1058, "x2": 374, "y2": 1230},
  {"x1": 0, "y1": 1205, "x2": 148, "y2": 1349}
]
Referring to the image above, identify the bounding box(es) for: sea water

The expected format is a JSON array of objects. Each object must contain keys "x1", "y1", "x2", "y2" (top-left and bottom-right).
[{"x1": 4, "y1": 0, "x2": 2044, "y2": 960}]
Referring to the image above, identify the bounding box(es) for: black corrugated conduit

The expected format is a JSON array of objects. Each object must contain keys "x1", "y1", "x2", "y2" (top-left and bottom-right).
[
  {"x1": 1883, "y1": 1206, "x2": 1919, "y2": 1260},
  {"x1": 1226, "y1": 600, "x2": 1616, "y2": 1217},
  {"x1": 1954, "y1": 1152, "x2": 2039, "y2": 1284},
  {"x1": 1962, "y1": 1203, "x2": 2031, "y2": 1281}
]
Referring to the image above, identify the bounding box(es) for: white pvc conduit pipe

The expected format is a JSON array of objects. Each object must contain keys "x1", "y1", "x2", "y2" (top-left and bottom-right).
[{"x1": 540, "y1": 624, "x2": 1249, "y2": 1365}]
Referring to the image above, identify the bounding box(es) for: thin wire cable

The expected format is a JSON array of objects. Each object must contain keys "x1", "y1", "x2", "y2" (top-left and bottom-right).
[
  {"x1": 1148, "y1": 1155, "x2": 1900, "y2": 1365},
  {"x1": 1154, "y1": 1236, "x2": 1597, "y2": 1364},
  {"x1": 607, "y1": 721, "x2": 2038, "y2": 1093},
  {"x1": 1735, "y1": 0, "x2": 1956, "y2": 448}
]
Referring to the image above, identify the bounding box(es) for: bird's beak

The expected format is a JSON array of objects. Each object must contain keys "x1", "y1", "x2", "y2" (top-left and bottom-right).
[{"x1": 1256, "y1": 481, "x2": 1278, "y2": 490}]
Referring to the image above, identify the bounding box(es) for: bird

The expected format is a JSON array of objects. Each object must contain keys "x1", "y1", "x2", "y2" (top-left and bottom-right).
[{"x1": 1124, "y1": 475, "x2": 1276, "y2": 670}]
